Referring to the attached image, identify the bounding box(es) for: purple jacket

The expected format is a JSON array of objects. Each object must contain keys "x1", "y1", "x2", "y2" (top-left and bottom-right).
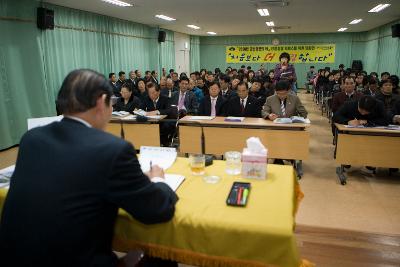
[{"x1": 274, "y1": 63, "x2": 297, "y2": 83}]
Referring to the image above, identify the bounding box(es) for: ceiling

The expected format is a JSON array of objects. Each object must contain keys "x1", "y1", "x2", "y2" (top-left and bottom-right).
[{"x1": 43, "y1": 0, "x2": 400, "y2": 36}]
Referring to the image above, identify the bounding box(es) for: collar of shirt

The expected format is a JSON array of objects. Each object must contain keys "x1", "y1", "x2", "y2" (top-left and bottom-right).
[
  {"x1": 240, "y1": 96, "x2": 248, "y2": 106},
  {"x1": 210, "y1": 96, "x2": 218, "y2": 102},
  {"x1": 222, "y1": 89, "x2": 228, "y2": 94},
  {"x1": 345, "y1": 91, "x2": 354, "y2": 97},
  {"x1": 65, "y1": 116, "x2": 92, "y2": 128},
  {"x1": 154, "y1": 97, "x2": 159, "y2": 103}
]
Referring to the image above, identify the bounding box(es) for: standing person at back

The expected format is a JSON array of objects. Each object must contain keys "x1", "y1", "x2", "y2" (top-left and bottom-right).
[
  {"x1": 225, "y1": 81, "x2": 261, "y2": 118},
  {"x1": 0, "y1": 69, "x2": 178, "y2": 267},
  {"x1": 262, "y1": 80, "x2": 308, "y2": 120},
  {"x1": 273, "y1": 52, "x2": 297, "y2": 93}
]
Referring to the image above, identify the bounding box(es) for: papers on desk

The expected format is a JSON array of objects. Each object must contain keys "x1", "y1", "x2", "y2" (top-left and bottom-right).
[
  {"x1": 185, "y1": 116, "x2": 215, "y2": 120},
  {"x1": 164, "y1": 174, "x2": 185, "y2": 191},
  {"x1": 112, "y1": 111, "x2": 130, "y2": 117},
  {"x1": 224, "y1": 117, "x2": 245, "y2": 122},
  {"x1": 146, "y1": 115, "x2": 163, "y2": 120},
  {"x1": 138, "y1": 146, "x2": 177, "y2": 173},
  {"x1": 344, "y1": 124, "x2": 400, "y2": 130},
  {"x1": 0, "y1": 165, "x2": 14, "y2": 188},
  {"x1": 121, "y1": 115, "x2": 137, "y2": 120},
  {"x1": 27, "y1": 115, "x2": 63, "y2": 130},
  {"x1": 273, "y1": 116, "x2": 311, "y2": 124}
]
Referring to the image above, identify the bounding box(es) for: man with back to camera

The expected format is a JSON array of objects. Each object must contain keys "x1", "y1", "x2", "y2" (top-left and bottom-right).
[{"x1": 0, "y1": 69, "x2": 178, "y2": 267}]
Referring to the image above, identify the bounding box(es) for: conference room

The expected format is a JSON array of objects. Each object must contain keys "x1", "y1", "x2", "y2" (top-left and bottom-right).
[{"x1": 1, "y1": 0, "x2": 400, "y2": 266}]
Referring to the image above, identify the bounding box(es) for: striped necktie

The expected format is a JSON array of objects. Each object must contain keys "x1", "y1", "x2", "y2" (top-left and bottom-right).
[{"x1": 280, "y1": 100, "x2": 286, "y2": 117}]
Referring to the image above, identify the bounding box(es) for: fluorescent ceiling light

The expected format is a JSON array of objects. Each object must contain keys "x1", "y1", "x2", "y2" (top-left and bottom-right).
[
  {"x1": 257, "y1": 9, "x2": 270, "y2": 16},
  {"x1": 155, "y1": 14, "x2": 176, "y2": 21},
  {"x1": 207, "y1": 32, "x2": 217, "y2": 35},
  {"x1": 349, "y1": 19, "x2": 362, "y2": 24},
  {"x1": 187, "y1": 25, "x2": 200, "y2": 30},
  {"x1": 271, "y1": 28, "x2": 275, "y2": 33},
  {"x1": 338, "y1": 27, "x2": 348, "y2": 32},
  {"x1": 368, "y1": 4, "x2": 390, "y2": 13},
  {"x1": 101, "y1": 0, "x2": 132, "y2": 7},
  {"x1": 266, "y1": 21, "x2": 275, "y2": 26}
]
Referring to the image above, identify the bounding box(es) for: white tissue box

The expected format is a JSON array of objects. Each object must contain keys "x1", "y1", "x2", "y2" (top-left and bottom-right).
[{"x1": 241, "y1": 148, "x2": 267, "y2": 179}]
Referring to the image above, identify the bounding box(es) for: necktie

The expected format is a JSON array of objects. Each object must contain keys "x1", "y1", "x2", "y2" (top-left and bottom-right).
[
  {"x1": 153, "y1": 100, "x2": 157, "y2": 109},
  {"x1": 280, "y1": 100, "x2": 286, "y2": 117},
  {"x1": 240, "y1": 99, "x2": 245, "y2": 114},
  {"x1": 211, "y1": 98, "x2": 216, "y2": 116},
  {"x1": 168, "y1": 90, "x2": 172, "y2": 98},
  {"x1": 178, "y1": 93, "x2": 185, "y2": 110}
]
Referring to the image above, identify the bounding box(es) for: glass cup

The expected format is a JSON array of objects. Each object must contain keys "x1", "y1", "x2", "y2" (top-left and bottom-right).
[
  {"x1": 225, "y1": 151, "x2": 242, "y2": 175},
  {"x1": 189, "y1": 154, "x2": 205, "y2": 175}
]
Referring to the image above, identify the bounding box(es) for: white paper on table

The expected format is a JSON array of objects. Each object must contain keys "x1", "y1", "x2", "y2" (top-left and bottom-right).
[
  {"x1": 0, "y1": 165, "x2": 15, "y2": 188},
  {"x1": 185, "y1": 116, "x2": 215, "y2": 120},
  {"x1": 164, "y1": 174, "x2": 185, "y2": 191},
  {"x1": 139, "y1": 146, "x2": 177, "y2": 173},
  {"x1": 112, "y1": 111, "x2": 130, "y2": 117},
  {"x1": 145, "y1": 115, "x2": 163, "y2": 120},
  {"x1": 27, "y1": 115, "x2": 63, "y2": 130},
  {"x1": 121, "y1": 115, "x2": 137, "y2": 120}
]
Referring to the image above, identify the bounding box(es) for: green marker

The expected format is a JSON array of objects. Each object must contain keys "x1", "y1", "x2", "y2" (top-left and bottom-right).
[{"x1": 241, "y1": 188, "x2": 249, "y2": 205}]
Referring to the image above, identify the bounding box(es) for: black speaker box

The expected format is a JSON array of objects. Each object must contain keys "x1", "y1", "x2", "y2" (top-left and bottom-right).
[
  {"x1": 158, "y1": 30, "x2": 166, "y2": 42},
  {"x1": 351, "y1": 60, "x2": 363, "y2": 71},
  {"x1": 392, "y1": 24, "x2": 400, "y2": 38},
  {"x1": 37, "y1": 7, "x2": 54, "y2": 30}
]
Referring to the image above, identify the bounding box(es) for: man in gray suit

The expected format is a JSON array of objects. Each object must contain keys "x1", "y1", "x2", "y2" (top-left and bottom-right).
[
  {"x1": 170, "y1": 76, "x2": 199, "y2": 116},
  {"x1": 262, "y1": 80, "x2": 308, "y2": 120}
]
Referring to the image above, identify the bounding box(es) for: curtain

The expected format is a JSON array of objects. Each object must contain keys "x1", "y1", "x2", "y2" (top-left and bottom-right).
[
  {"x1": 190, "y1": 35, "x2": 200, "y2": 72},
  {"x1": 159, "y1": 29, "x2": 175, "y2": 76}
]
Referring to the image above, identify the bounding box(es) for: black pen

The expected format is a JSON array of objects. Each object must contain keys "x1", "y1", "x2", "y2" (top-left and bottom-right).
[{"x1": 150, "y1": 161, "x2": 152, "y2": 170}]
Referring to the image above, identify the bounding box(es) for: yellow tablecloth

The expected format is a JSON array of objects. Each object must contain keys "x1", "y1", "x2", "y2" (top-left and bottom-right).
[
  {"x1": 113, "y1": 158, "x2": 306, "y2": 267},
  {"x1": 0, "y1": 158, "x2": 309, "y2": 267}
]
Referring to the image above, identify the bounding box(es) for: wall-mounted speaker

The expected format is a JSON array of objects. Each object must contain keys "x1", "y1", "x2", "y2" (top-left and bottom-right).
[
  {"x1": 392, "y1": 24, "x2": 400, "y2": 38},
  {"x1": 158, "y1": 30, "x2": 166, "y2": 42},
  {"x1": 37, "y1": 7, "x2": 54, "y2": 30}
]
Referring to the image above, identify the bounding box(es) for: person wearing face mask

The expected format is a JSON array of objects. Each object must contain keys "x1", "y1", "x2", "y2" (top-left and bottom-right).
[
  {"x1": 273, "y1": 52, "x2": 297, "y2": 94},
  {"x1": 375, "y1": 79, "x2": 400, "y2": 115}
]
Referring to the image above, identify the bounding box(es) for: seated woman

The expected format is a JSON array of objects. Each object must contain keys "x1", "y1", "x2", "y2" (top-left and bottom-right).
[{"x1": 113, "y1": 83, "x2": 141, "y2": 113}]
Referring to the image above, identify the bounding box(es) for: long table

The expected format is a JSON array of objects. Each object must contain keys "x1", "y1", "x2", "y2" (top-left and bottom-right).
[
  {"x1": 334, "y1": 123, "x2": 400, "y2": 185},
  {"x1": 178, "y1": 116, "x2": 310, "y2": 178},
  {"x1": 0, "y1": 158, "x2": 308, "y2": 267},
  {"x1": 105, "y1": 115, "x2": 167, "y2": 148}
]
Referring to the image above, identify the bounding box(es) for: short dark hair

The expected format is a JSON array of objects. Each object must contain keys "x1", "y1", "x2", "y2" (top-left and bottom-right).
[
  {"x1": 237, "y1": 81, "x2": 248, "y2": 89},
  {"x1": 219, "y1": 74, "x2": 230, "y2": 83},
  {"x1": 118, "y1": 71, "x2": 125, "y2": 77},
  {"x1": 179, "y1": 77, "x2": 189, "y2": 83},
  {"x1": 279, "y1": 52, "x2": 290, "y2": 62},
  {"x1": 379, "y1": 79, "x2": 393, "y2": 87},
  {"x1": 208, "y1": 81, "x2": 220, "y2": 89},
  {"x1": 151, "y1": 70, "x2": 156, "y2": 75},
  {"x1": 381, "y1": 72, "x2": 390, "y2": 77},
  {"x1": 275, "y1": 80, "x2": 291, "y2": 91},
  {"x1": 344, "y1": 76, "x2": 356, "y2": 83},
  {"x1": 145, "y1": 70, "x2": 151, "y2": 75},
  {"x1": 134, "y1": 70, "x2": 140, "y2": 75},
  {"x1": 310, "y1": 66, "x2": 315, "y2": 69},
  {"x1": 109, "y1": 73, "x2": 115, "y2": 79},
  {"x1": 240, "y1": 65, "x2": 246, "y2": 68},
  {"x1": 56, "y1": 69, "x2": 112, "y2": 114},
  {"x1": 169, "y1": 69, "x2": 175, "y2": 73},
  {"x1": 147, "y1": 82, "x2": 160, "y2": 91},
  {"x1": 358, "y1": 96, "x2": 377, "y2": 113},
  {"x1": 339, "y1": 64, "x2": 345, "y2": 68},
  {"x1": 390, "y1": 75, "x2": 399, "y2": 86},
  {"x1": 247, "y1": 66, "x2": 252, "y2": 70},
  {"x1": 121, "y1": 83, "x2": 132, "y2": 91}
]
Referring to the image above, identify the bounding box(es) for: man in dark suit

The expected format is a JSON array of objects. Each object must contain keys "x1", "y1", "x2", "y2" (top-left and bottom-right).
[
  {"x1": 0, "y1": 69, "x2": 178, "y2": 267},
  {"x1": 332, "y1": 76, "x2": 363, "y2": 113},
  {"x1": 125, "y1": 70, "x2": 138, "y2": 95},
  {"x1": 170, "y1": 77, "x2": 199, "y2": 116},
  {"x1": 161, "y1": 78, "x2": 178, "y2": 98},
  {"x1": 150, "y1": 70, "x2": 159, "y2": 84},
  {"x1": 333, "y1": 95, "x2": 389, "y2": 126},
  {"x1": 219, "y1": 74, "x2": 236, "y2": 99},
  {"x1": 225, "y1": 81, "x2": 261, "y2": 117},
  {"x1": 109, "y1": 72, "x2": 119, "y2": 97},
  {"x1": 198, "y1": 82, "x2": 227, "y2": 116},
  {"x1": 115, "y1": 71, "x2": 126, "y2": 93}
]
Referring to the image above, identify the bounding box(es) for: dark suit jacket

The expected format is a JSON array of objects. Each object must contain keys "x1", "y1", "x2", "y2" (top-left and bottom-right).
[
  {"x1": 160, "y1": 88, "x2": 178, "y2": 98},
  {"x1": 140, "y1": 95, "x2": 171, "y2": 115},
  {"x1": 109, "y1": 81, "x2": 120, "y2": 97},
  {"x1": 125, "y1": 78, "x2": 139, "y2": 96},
  {"x1": 332, "y1": 91, "x2": 363, "y2": 113},
  {"x1": 0, "y1": 118, "x2": 178, "y2": 267},
  {"x1": 115, "y1": 79, "x2": 125, "y2": 91},
  {"x1": 198, "y1": 95, "x2": 227, "y2": 116},
  {"x1": 225, "y1": 95, "x2": 262, "y2": 118},
  {"x1": 219, "y1": 89, "x2": 237, "y2": 99},
  {"x1": 170, "y1": 90, "x2": 199, "y2": 115},
  {"x1": 113, "y1": 96, "x2": 142, "y2": 113},
  {"x1": 333, "y1": 100, "x2": 389, "y2": 126},
  {"x1": 150, "y1": 76, "x2": 159, "y2": 84},
  {"x1": 375, "y1": 92, "x2": 400, "y2": 116}
]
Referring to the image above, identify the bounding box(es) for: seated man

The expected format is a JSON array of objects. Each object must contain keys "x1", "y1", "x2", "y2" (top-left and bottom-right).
[
  {"x1": 262, "y1": 80, "x2": 308, "y2": 120},
  {"x1": 170, "y1": 77, "x2": 199, "y2": 116},
  {"x1": 160, "y1": 78, "x2": 178, "y2": 98},
  {"x1": 198, "y1": 82, "x2": 227, "y2": 116},
  {"x1": 332, "y1": 76, "x2": 363, "y2": 113},
  {"x1": 219, "y1": 74, "x2": 237, "y2": 99},
  {"x1": 375, "y1": 79, "x2": 400, "y2": 116},
  {"x1": 225, "y1": 81, "x2": 261, "y2": 118},
  {"x1": 333, "y1": 95, "x2": 389, "y2": 126},
  {"x1": 0, "y1": 69, "x2": 178, "y2": 267},
  {"x1": 141, "y1": 82, "x2": 175, "y2": 146},
  {"x1": 305, "y1": 65, "x2": 316, "y2": 93},
  {"x1": 392, "y1": 99, "x2": 400, "y2": 124}
]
